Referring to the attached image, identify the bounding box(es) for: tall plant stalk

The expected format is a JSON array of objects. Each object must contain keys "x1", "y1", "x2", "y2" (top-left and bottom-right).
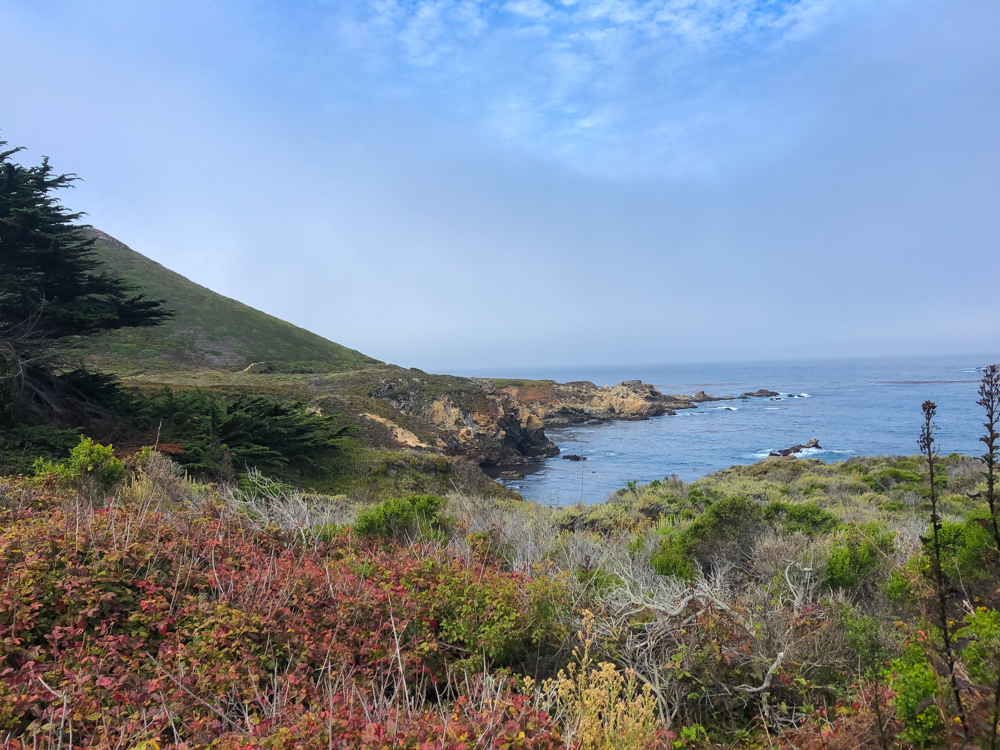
[
  {"x1": 977, "y1": 365, "x2": 1000, "y2": 549},
  {"x1": 976, "y1": 365, "x2": 1000, "y2": 750},
  {"x1": 919, "y1": 400, "x2": 970, "y2": 743}
]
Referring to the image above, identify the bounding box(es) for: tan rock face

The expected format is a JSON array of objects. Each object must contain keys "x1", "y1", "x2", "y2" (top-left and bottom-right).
[
  {"x1": 366, "y1": 375, "x2": 733, "y2": 467},
  {"x1": 360, "y1": 413, "x2": 430, "y2": 449},
  {"x1": 497, "y1": 379, "x2": 698, "y2": 426},
  {"x1": 368, "y1": 379, "x2": 558, "y2": 466}
]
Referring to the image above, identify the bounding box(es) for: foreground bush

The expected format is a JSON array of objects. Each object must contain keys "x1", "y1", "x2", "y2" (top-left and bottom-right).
[{"x1": 0, "y1": 478, "x2": 567, "y2": 748}]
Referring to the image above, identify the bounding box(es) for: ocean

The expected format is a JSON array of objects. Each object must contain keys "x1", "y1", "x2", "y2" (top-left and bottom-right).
[{"x1": 461, "y1": 356, "x2": 999, "y2": 506}]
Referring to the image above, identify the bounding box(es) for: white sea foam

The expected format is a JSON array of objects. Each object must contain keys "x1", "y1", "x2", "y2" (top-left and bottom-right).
[
  {"x1": 716, "y1": 406, "x2": 737, "y2": 411},
  {"x1": 799, "y1": 393, "x2": 811, "y2": 397}
]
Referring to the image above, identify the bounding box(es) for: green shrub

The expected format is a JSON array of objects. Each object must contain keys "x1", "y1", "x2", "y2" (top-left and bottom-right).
[
  {"x1": 33, "y1": 435, "x2": 125, "y2": 491},
  {"x1": 883, "y1": 565, "x2": 919, "y2": 606},
  {"x1": 933, "y1": 507, "x2": 997, "y2": 580},
  {"x1": 825, "y1": 522, "x2": 894, "y2": 590},
  {"x1": 880, "y1": 500, "x2": 907, "y2": 514},
  {"x1": 650, "y1": 538, "x2": 696, "y2": 581},
  {"x1": 354, "y1": 494, "x2": 445, "y2": 542},
  {"x1": 862, "y1": 466, "x2": 946, "y2": 495},
  {"x1": 763, "y1": 501, "x2": 838, "y2": 537},
  {"x1": 651, "y1": 496, "x2": 764, "y2": 580},
  {"x1": 954, "y1": 607, "x2": 1000, "y2": 687},
  {"x1": 891, "y1": 643, "x2": 944, "y2": 746},
  {"x1": 311, "y1": 523, "x2": 344, "y2": 544},
  {"x1": 843, "y1": 611, "x2": 891, "y2": 671},
  {"x1": 681, "y1": 495, "x2": 763, "y2": 558}
]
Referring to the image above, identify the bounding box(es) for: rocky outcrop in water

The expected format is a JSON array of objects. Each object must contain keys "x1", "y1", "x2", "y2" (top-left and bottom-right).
[
  {"x1": 492, "y1": 379, "x2": 699, "y2": 426},
  {"x1": 770, "y1": 438, "x2": 822, "y2": 457},
  {"x1": 691, "y1": 390, "x2": 732, "y2": 402}
]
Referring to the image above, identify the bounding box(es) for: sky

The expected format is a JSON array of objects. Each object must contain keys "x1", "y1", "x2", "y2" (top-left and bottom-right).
[{"x1": 1, "y1": 0, "x2": 998, "y2": 373}]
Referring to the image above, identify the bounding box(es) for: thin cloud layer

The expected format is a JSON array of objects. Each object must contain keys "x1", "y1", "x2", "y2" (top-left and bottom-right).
[{"x1": 318, "y1": 0, "x2": 856, "y2": 174}]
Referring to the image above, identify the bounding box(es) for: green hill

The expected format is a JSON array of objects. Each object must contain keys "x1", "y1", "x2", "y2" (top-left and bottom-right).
[{"x1": 73, "y1": 228, "x2": 381, "y2": 374}]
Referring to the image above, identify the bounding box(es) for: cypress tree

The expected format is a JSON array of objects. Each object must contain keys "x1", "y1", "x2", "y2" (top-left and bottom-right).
[{"x1": 0, "y1": 140, "x2": 172, "y2": 420}]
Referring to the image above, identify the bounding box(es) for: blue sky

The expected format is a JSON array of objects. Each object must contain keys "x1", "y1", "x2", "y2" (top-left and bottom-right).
[{"x1": 1, "y1": 0, "x2": 998, "y2": 371}]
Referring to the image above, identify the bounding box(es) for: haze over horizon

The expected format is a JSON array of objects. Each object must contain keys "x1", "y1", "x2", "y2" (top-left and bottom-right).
[{"x1": 2, "y1": 0, "x2": 998, "y2": 373}]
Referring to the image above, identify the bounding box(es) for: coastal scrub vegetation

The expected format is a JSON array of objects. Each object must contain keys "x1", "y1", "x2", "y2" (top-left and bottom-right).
[{"x1": 2, "y1": 366, "x2": 1000, "y2": 748}]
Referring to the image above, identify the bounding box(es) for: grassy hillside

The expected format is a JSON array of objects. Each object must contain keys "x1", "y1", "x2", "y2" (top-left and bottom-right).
[{"x1": 73, "y1": 228, "x2": 381, "y2": 374}]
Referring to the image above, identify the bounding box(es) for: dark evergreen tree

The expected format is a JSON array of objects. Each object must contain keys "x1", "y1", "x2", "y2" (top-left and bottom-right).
[
  {"x1": 0, "y1": 141, "x2": 172, "y2": 419},
  {"x1": 138, "y1": 389, "x2": 354, "y2": 480}
]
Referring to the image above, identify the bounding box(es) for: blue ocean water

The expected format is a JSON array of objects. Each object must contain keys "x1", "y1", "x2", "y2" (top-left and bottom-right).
[{"x1": 462, "y1": 356, "x2": 999, "y2": 505}]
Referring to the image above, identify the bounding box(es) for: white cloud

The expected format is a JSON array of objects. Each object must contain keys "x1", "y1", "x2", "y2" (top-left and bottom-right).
[
  {"x1": 504, "y1": 0, "x2": 552, "y2": 19},
  {"x1": 311, "y1": 0, "x2": 860, "y2": 177}
]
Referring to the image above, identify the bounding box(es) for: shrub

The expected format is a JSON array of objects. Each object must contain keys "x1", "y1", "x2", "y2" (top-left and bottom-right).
[
  {"x1": 652, "y1": 495, "x2": 764, "y2": 579},
  {"x1": 134, "y1": 388, "x2": 352, "y2": 480},
  {"x1": 32, "y1": 434, "x2": 125, "y2": 490},
  {"x1": 650, "y1": 537, "x2": 696, "y2": 581},
  {"x1": 680, "y1": 495, "x2": 764, "y2": 565},
  {"x1": 763, "y1": 501, "x2": 838, "y2": 537},
  {"x1": 825, "y1": 522, "x2": 894, "y2": 590},
  {"x1": 0, "y1": 481, "x2": 567, "y2": 746},
  {"x1": 0, "y1": 421, "x2": 79, "y2": 476},
  {"x1": 353, "y1": 493, "x2": 446, "y2": 541},
  {"x1": 540, "y1": 611, "x2": 664, "y2": 750},
  {"x1": 891, "y1": 643, "x2": 944, "y2": 746},
  {"x1": 934, "y1": 506, "x2": 997, "y2": 581}
]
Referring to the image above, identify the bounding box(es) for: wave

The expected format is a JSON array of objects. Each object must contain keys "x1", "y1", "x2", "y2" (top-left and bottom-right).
[{"x1": 794, "y1": 447, "x2": 823, "y2": 456}]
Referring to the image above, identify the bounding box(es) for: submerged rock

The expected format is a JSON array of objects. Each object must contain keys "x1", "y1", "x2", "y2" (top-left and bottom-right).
[{"x1": 562, "y1": 454, "x2": 587, "y2": 461}]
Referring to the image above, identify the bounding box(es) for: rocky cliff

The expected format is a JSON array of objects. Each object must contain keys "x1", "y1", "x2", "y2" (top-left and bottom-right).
[
  {"x1": 485, "y1": 379, "x2": 699, "y2": 425},
  {"x1": 365, "y1": 376, "x2": 712, "y2": 466}
]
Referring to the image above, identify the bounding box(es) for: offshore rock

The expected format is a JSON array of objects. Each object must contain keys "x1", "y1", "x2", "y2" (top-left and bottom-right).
[
  {"x1": 691, "y1": 390, "x2": 730, "y2": 402},
  {"x1": 770, "y1": 438, "x2": 822, "y2": 457},
  {"x1": 741, "y1": 389, "x2": 781, "y2": 398}
]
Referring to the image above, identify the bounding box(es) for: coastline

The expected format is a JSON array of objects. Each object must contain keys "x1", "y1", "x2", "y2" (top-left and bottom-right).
[{"x1": 478, "y1": 356, "x2": 993, "y2": 505}]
